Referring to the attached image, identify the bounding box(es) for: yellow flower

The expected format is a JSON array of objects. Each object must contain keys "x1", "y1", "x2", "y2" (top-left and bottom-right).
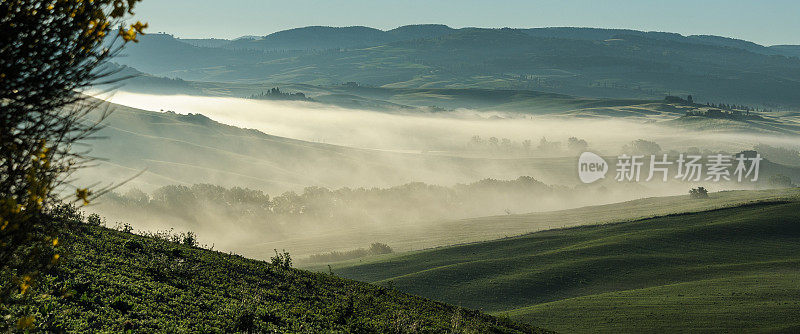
[
  {"x1": 120, "y1": 27, "x2": 138, "y2": 42},
  {"x1": 52, "y1": 237, "x2": 59, "y2": 246},
  {"x1": 76, "y1": 188, "x2": 92, "y2": 205},
  {"x1": 131, "y1": 21, "x2": 148, "y2": 34},
  {"x1": 51, "y1": 254, "x2": 61, "y2": 264},
  {"x1": 19, "y1": 276, "x2": 31, "y2": 295}
]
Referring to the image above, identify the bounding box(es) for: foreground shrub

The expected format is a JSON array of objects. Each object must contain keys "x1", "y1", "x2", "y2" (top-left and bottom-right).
[{"x1": 0, "y1": 0, "x2": 147, "y2": 329}]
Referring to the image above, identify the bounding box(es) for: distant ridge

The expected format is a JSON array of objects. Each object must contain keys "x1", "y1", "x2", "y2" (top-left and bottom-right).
[
  {"x1": 224, "y1": 24, "x2": 456, "y2": 50},
  {"x1": 169, "y1": 24, "x2": 799, "y2": 56},
  {"x1": 115, "y1": 26, "x2": 800, "y2": 107}
]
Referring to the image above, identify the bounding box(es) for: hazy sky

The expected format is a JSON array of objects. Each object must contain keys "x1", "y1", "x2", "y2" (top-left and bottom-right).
[{"x1": 134, "y1": 0, "x2": 799, "y2": 45}]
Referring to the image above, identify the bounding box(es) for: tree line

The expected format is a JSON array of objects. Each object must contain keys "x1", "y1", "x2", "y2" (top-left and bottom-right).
[
  {"x1": 467, "y1": 136, "x2": 589, "y2": 154},
  {"x1": 99, "y1": 176, "x2": 567, "y2": 234}
]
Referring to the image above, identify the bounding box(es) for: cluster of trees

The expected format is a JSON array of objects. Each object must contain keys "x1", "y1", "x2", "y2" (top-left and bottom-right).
[
  {"x1": 684, "y1": 109, "x2": 764, "y2": 121},
  {"x1": 468, "y1": 136, "x2": 517, "y2": 152},
  {"x1": 100, "y1": 177, "x2": 564, "y2": 234},
  {"x1": 702, "y1": 102, "x2": 773, "y2": 113},
  {"x1": 248, "y1": 87, "x2": 312, "y2": 101},
  {"x1": 665, "y1": 95, "x2": 694, "y2": 105},
  {"x1": 467, "y1": 136, "x2": 589, "y2": 154},
  {"x1": 622, "y1": 139, "x2": 662, "y2": 155},
  {"x1": 307, "y1": 242, "x2": 393, "y2": 263},
  {"x1": 665, "y1": 95, "x2": 775, "y2": 113},
  {"x1": 689, "y1": 187, "x2": 709, "y2": 199}
]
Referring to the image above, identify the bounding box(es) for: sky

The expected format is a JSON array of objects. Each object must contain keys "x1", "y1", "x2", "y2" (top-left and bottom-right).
[{"x1": 133, "y1": 0, "x2": 799, "y2": 46}]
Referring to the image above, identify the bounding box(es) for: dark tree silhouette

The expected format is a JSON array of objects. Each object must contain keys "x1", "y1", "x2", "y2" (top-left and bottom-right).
[
  {"x1": 1, "y1": 0, "x2": 145, "y2": 328},
  {"x1": 689, "y1": 187, "x2": 709, "y2": 199}
]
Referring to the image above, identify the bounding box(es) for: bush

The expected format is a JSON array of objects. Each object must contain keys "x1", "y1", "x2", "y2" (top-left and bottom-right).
[
  {"x1": 1, "y1": 3, "x2": 146, "y2": 328},
  {"x1": 86, "y1": 213, "x2": 104, "y2": 226},
  {"x1": 270, "y1": 249, "x2": 292, "y2": 268},
  {"x1": 689, "y1": 187, "x2": 709, "y2": 199},
  {"x1": 369, "y1": 243, "x2": 393, "y2": 255},
  {"x1": 180, "y1": 232, "x2": 198, "y2": 248},
  {"x1": 116, "y1": 223, "x2": 134, "y2": 234}
]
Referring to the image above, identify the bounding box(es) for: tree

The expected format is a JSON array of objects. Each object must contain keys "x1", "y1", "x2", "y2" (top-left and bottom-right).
[
  {"x1": 270, "y1": 249, "x2": 292, "y2": 268},
  {"x1": 500, "y1": 138, "x2": 512, "y2": 151},
  {"x1": 623, "y1": 139, "x2": 662, "y2": 155},
  {"x1": 567, "y1": 137, "x2": 589, "y2": 152},
  {"x1": 687, "y1": 95, "x2": 694, "y2": 104},
  {"x1": 1, "y1": 0, "x2": 145, "y2": 329},
  {"x1": 538, "y1": 137, "x2": 561, "y2": 152},
  {"x1": 369, "y1": 242, "x2": 393, "y2": 255},
  {"x1": 469, "y1": 135, "x2": 484, "y2": 147},
  {"x1": 522, "y1": 139, "x2": 532, "y2": 151},
  {"x1": 689, "y1": 187, "x2": 709, "y2": 199}
]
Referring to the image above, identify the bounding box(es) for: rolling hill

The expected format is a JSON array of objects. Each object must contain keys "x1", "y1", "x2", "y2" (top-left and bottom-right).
[
  {"x1": 222, "y1": 24, "x2": 456, "y2": 51},
  {"x1": 77, "y1": 97, "x2": 605, "y2": 193},
  {"x1": 323, "y1": 195, "x2": 800, "y2": 332},
  {"x1": 15, "y1": 206, "x2": 546, "y2": 333},
  {"x1": 105, "y1": 68, "x2": 800, "y2": 137},
  {"x1": 74, "y1": 95, "x2": 800, "y2": 260},
  {"x1": 278, "y1": 188, "x2": 800, "y2": 261},
  {"x1": 189, "y1": 25, "x2": 799, "y2": 58},
  {"x1": 110, "y1": 25, "x2": 800, "y2": 108}
]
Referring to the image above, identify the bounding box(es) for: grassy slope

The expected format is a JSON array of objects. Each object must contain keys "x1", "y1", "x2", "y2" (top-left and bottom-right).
[
  {"x1": 299, "y1": 189, "x2": 800, "y2": 263},
  {"x1": 35, "y1": 211, "x2": 546, "y2": 333},
  {"x1": 512, "y1": 273, "x2": 800, "y2": 333},
  {"x1": 327, "y1": 196, "x2": 800, "y2": 333}
]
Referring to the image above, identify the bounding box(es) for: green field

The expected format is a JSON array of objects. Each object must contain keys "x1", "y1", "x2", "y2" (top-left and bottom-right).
[
  {"x1": 20, "y1": 206, "x2": 546, "y2": 333},
  {"x1": 510, "y1": 273, "x2": 800, "y2": 333},
  {"x1": 294, "y1": 188, "x2": 800, "y2": 261},
  {"x1": 325, "y1": 194, "x2": 800, "y2": 332}
]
